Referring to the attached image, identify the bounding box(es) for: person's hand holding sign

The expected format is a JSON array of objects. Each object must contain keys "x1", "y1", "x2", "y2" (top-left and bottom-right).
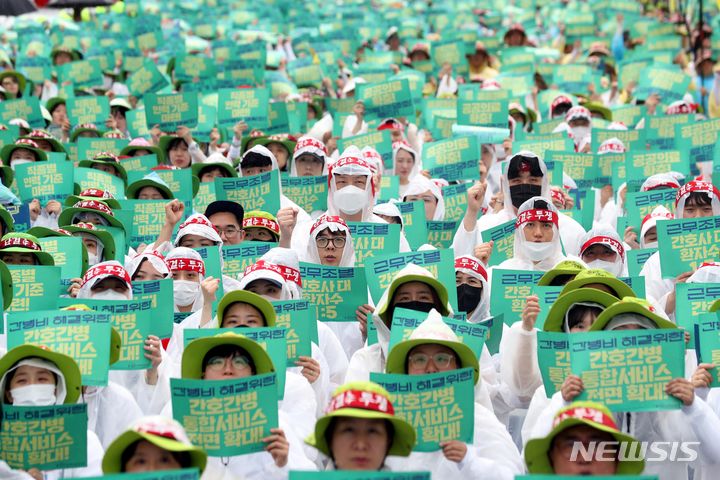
[
  {"x1": 665, "y1": 378, "x2": 695, "y2": 406},
  {"x1": 473, "y1": 240, "x2": 493, "y2": 265},
  {"x1": 440, "y1": 440, "x2": 468, "y2": 463},
  {"x1": 691, "y1": 363, "x2": 716, "y2": 390},
  {"x1": 296, "y1": 356, "x2": 322, "y2": 384},
  {"x1": 263, "y1": 428, "x2": 289, "y2": 467},
  {"x1": 561, "y1": 374, "x2": 584, "y2": 402},
  {"x1": 144, "y1": 335, "x2": 162, "y2": 385}
]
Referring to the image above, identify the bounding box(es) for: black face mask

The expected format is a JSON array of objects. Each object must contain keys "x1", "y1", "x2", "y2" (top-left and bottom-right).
[
  {"x1": 393, "y1": 301, "x2": 436, "y2": 314},
  {"x1": 457, "y1": 283, "x2": 483, "y2": 314},
  {"x1": 510, "y1": 183, "x2": 542, "y2": 209}
]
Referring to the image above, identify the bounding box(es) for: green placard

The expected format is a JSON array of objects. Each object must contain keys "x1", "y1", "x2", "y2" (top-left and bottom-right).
[
  {"x1": 513, "y1": 137, "x2": 574, "y2": 159},
  {"x1": 221, "y1": 242, "x2": 276, "y2": 279},
  {"x1": 1, "y1": 404, "x2": 88, "y2": 470},
  {"x1": 132, "y1": 279, "x2": 175, "y2": 338},
  {"x1": 480, "y1": 219, "x2": 516, "y2": 267},
  {"x1": 37, "y1": 236, "x2": 86, "y2": 293},
  {"x1": 174, "y1": 54, "x2": 217, "y2": 82},
  {"x1": 426, "y1": 220, "x2": 458, "y2": 249},
  {"x1": 442, "y1": 183, "x2": 468, "y2": 222},
  {"x1": 7, "y1": 265, "x2": 61, "y2": 312},
  {"x1": 194, "y1": 246, "x2": 224, "y2": 311},
  {"x1": 675, "y1": 118, "x2": 720, "y2": 166},
  {"x1": 490, "y1": 269, "x2": 545, "y2": 326},
  {"x1": 7, "y1": 309, "x2": 112, "y2": 386},
  {"x1": 214, "y1": 170, "x2": 281, "y2": 214},
  {"x1": 634, "y1": 64, "x2": 691, "y2": 102},
  {"x1": 171, "y1": 374, "x2": 279, "y2": 456},
  {"x1": 127, "y1": 60, "x2": 170, "y2": 97},
  {"x1": 552, "y1": 64, "x2": 594, "y2": 94},
  {"x1": 76, "y1": 137, "x2": 129, "y2": 162},
  {"x1": 645, "y1": 114, "x2": 692, "y2": 151},
  {"x1": 15, "y1": 160, "x2": 74, "y2": 204},
  {"x1": 144, "y1": 92, "x2": 199, "y2": 130},
  {"x1": 271, "y1": 299, "x2": 315, "y2": 363},
  {"x1": 217, "y1": 87, "x2": 270, "y2": 129},
  {"x1": 675, "y1": 283, "x2": 720, "y2": 350},
  {"x1": 378, "y1": 175, "x2": 400, "y2": 201},
  {"x1": 626, "y1": 150, "x2": 688, "y2": 192},
  {"x1": 537, "y1": 329, "x2": 685, "y2": 411},
  {"x1": 370, "y1": 368, "x2": 475, "y2": 451},
  {"x1": 545, "y1": 151, "x2": 597, "y2": 190},
  {"x1": 129, "y1": 168, "x2": 195, "y2": 203},
  {"x1": 336, "y1": 130, "x2": 393, "y2": 170},
  {"x1": 120, "y1": 154, "x2": 159, "y2": 173},
  {"x1": 397, "y1": 201, "x2": 428, "y2": 250},
  {"x1": 281, "y1": 175, "x2": 328, "y2": 214},
  {"x1": 625, "y1": 189, "x2": 677, "y2": 229},
  {"x1": 696, "y1": 312, "x2": 720, "y2": 388},
  {"x1": 66, "y1": 96, "x2": 111, "y2": 127},
  {"x1": 364, "y1": 248, "x2": 458, "y2": 310},
  {"x1": 291, "y1": 473, "x2": 430, "y2": 480},
  {"x1": 299, "y1": 263, "x2": 369, "y2": 322},
  {"x1": 119, "y1": 199, "x2": 174, "y2": 247},
  {"x1": 657, "y1": 216, "x2": 720, "y2": 279},
  {"x1": 73, "y1": 167, "x2": 126, "y2": 199},
  {"x1": 592, "y1": 128, "x2": 646, "y2": 157},
  {"x1": 192, "y1": 181, "x2": 216, "y2": 214},
  {"x1": 126, "y1": 110, "x2": 151, "y2": 139},
  {"x1": 516, "y1": 476, "x2": 657, "y2": 480},
  {"x1": 347, "y1": 222, "x2": 401, "y2": 268},
  {"x1": 422, "y1": 136, "x2": 480, "y2": 182},
  {"x1": 532, "y1": 285, "x2": 563, "y2": 331},
  {"x1": 627, "y1": 248, "x2": 657, "y2": 278},
  {"x1": 0, "y1": 97, "x2": 45, "y2": 128},
  {"x1": 82, "y1": 469, "x2": 200, "y2": 480},
  {"x1": 57, "y1": 58, "x2": 104, "y2": 88},
  {"x1": 457, "y1": 98, "x2": 508, "y2": 129},
  {"x1": 357, "y1": 78, "x2": 415, "y2": 121}
]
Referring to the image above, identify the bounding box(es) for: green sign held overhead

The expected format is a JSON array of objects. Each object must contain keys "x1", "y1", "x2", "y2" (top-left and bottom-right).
[
  {"x1": 299, "y1": 263, "x2": 369, "y2": 323},
  {"x1": 217, "y1": 87, "x2": 270, "y2": 129},
  {"x1": 357, "y1": 78, "x2": 415, "y2": 121},
  {"x1": 7, "y1": 265, "x2": 61, "y2": 313},
  {"x1": 657, "y1": 216, "x2": 720, "y2": 279},
  {"x1": 281, "y1": 175, "x2": 328, "y2": 215},
  {"x1": 15, "y1": 160, "x2": 74, "y2": 204},
  {"x1": 347, "y1": 222, "x2": 401, "y2": 268},
  {"x1": 66, "y1": 96, "x2": 111, "y2": 127},
  {"x1": 144, "y1": 92, "x2": 199, "y2": 131},
  {"x1": 215, "y1": 171, "x2": 281, "y2": 215}
]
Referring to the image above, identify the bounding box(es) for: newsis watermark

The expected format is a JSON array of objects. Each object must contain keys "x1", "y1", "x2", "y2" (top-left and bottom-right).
[{"x1": 570, "y1": 441, "x2": 701, "y2": 463}]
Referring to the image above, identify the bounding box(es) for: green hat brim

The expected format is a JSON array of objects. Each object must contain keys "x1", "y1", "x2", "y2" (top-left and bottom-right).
[
  {"x1": 181, "y1": 333, "x2": 276, "y2": 379},
  {"x1": 27, "y1": 227, "x2": 67, "y2": 238},
  {"x1": 377, "y1": 274, "x2": 450, "y2": 324},
  {"x1": 589, "y1": 300, "x2": 678, "y2": 331},
  {"x1": 126, "y1": 179, "x2": 174, "y2": 200},
  {"x1": 0, "y1": 165, "x2": 14, "y2": 189},
  {"x1": 386, "y1": 338, "x2": 479, "y2": 384},
  {"x1": 102, "y1": 429, "x2": 207, "y2": 474},
  {"x1": 119, "y1": 145, "x2": 165, "y2": 164},
  {"x1": 0, "y1": 247, "x2": 55, "y2": 266},
  {"x1": 109, "y1": 327, "x2": 121, "y2": 365},
  {"x1": 22, "y1": 134, "x2": 66, "y2": 154},
  {"x1": 524, "y1": 416, "x2": 644, "y2": 474},
  {"x1": 191, "y1": 162, "x2": 237, "y2": 180},
  {"x1": 710, "y1": 299, "x2": 720, "y2": 312},
  {"x1": 583, "y1": 101, "x2": 613, "y2": 121},
  {"x1": 0, "y1": 71, "x2": 27, "y2": 96},
  {"x1": 62, "y1": 225, "x2": 117, "y2": 262},
  {"x1": 46, "y1": 97, "x2": 66, "y2": 113},
  {"x1": 77, "y1": 160, "x2": 128, "y2": 183},
  {"x1": 252, "y1": 137, "x2": 296, "y2": 156},
  {"x1": 560, "y1": 274, "x2": 635, "y2": 300},
  {"x1": 543, "y1": 289, "x2": 619, "y2": 332},
  {"x1": 58, "y1": 206, "x2": 126, "y2": 233},
  {"x1": 0, "y1": 206, "x2": 14, "y2": 233},
  {"x1": 537, "y1": 265, "x2": 586, "y2": 287},
  {"x1": 307, "y1": 407, "x2": 416, "y2": 457},
  {"x1": 216, "y1": 290, "x2": 276, "y2": 328},
  {"x1": 0, "y1": 344, "x2": 81, "y2": 403},
  {"x1": 70, "y1": 128, "x2": 101, "y2": 143},
  {"x1": 64, "y1": 194, "x2": 122, "y2": 210},
  {"x1": 157, "y1": 136, "x2": 187, "y2": 161},
  {"x1": 0, "y1": 259, "x2": 12, "y2": 310},
  {"x1": 0, "y1": 144, "x2": 48, "y2": 163}
]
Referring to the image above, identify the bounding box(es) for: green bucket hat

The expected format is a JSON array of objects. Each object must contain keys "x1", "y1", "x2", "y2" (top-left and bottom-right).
[
  {"x1": 216, "y1": 290, "x2": 276, "y2": 328},
  {"x1": 0, "y1": 259, "x2": 13, "y2": 310},
  {"x1": 192, "y1": 158, "x2": 237, "y2": 180},
  {"x1": 51, "y1": 46, "x2": 82, "y2": 63},
  {"x1": 537, "y1": 259, "x2": 587, "y2": 286},
  {"x1": 386, "y1": 309, "x2": 479, "y2": 384},
  {"x1": 377, "y1": 263, "x2": 450, "y2": 325},
  {"x1": 102, "y1": 417, "x2": 207, "y2": 474},
  {"x1": 0, "y1": 344, "x2": 82, "y2": 404},
  {"x1": 119, "y1": 142, "x2": 165, "y2": 164},
  {"x1": 306, "y1": 381, "x2": 417, "y2": 457},
  {"x1": 157, "y1": 136, "x2": 189, "y2": 162},
  {"x1": 70, "y1": 123, "x2": 101, "y2": 143},
  {"x1": 0, "y1": 138, "x2": 48, "y2": 164},
  {"x1": 0, "y1": 70, "x2": 27, "y2": 96},
  {"x1": 58, "y1": 199, "x2": 126, "y2": 232},
  {"x1": 0, "y1": 232, "x2": 55, "y2": 266},
  {"x1": 242, "y1": 210, "x2": 281, "y2": 240},
  {"x1": 46, "y1": 97, "x2": 66, "y2": 114},
  {"x1": 525, "y1": 401, "x2": 644, "y2": 474},
  {"x1": 181, "y1": 332, "x2": 276, "y2": 380},
  {"x1": 583, "y1": 101, "x2": 613, "y2": 121},
  {"x1": 559, "y1": 269, "x2": 635, "y2": 300},
  {"x1": 590, "y1": 297, "x2": 678, "y2": 331},
  {"x1": 22, "y1": 129, "x2": 67, "y2": 154},
  {"x1": 126, "y1": 173, "x2": 175, "y2": 200},
  {"x1": 65, "y1": 188, "x2": 122, "y2": 210},
  {"x1": 62, "y1": 222, "x2": 116, "y2": 263},
  {"x1": 0, "y1": 204, "x2": 14, "y2": 234},
  {"x1": 250, "y1": 135, "x2": 297, "y2": 159},
  {"x1": 710, "y1": 298, "x2": 720, "y2": 312},
  {"x1": 78, "y1": 151, "x2": 128, "y2": 183},
  {"x1": 543, "y1": 288, "x2": 619, "y2": 332}
]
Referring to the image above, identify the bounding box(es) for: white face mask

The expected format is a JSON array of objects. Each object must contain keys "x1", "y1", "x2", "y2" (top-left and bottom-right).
[
  {"x1": 571, "y1": 126, "x2": 591, "y2": 143},
  {"x1": 87, "y1": 252, "x2": 100, "y2": 266},
  {"x1": 10, "y1": 159, "x2": 32, "y2": 170},
  {"x1": 642, "y1": 240, "x2": 658, "y2": 250},
  {"x1": 174, "y1": 280, "x2": 200, "y2": 307},
  {"x1": 333, "y1": 185, "x2": 368, "y2": 214},
  {"x1": 10, "y1": 384, "x2": 57, "y2": 406},
  {"x1": 92, "y1": 289, "x2": 128, "y2": 301},
  {"x1": 587, "y1": 259, "x2": 623, "y2": 277},
  {"x1": 524, "y1": 241, "x2": 555, "y2": 261}
]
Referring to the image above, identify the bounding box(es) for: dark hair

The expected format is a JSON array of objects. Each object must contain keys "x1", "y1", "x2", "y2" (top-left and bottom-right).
[
  {"x1": 120, "y1": 439, "x2": 192, "y2": 472},
  {"x1": 564, "y1": 304, "x2": 604, "y2": 332},
  {"x1": 167, "y1": 137, "x2": 188, "y2": 151},
  {"x1": 204, "y1": 201, "x2": 244, "y2": 228},
  {"x1": 530, "y1": 199, "x2": 551, "y2": 210},
  {"x1": 684, "y1": 191, "x2": 712, "y2": 207},
  {"x1": 549, "y1": 274, "x2": 576, "y2": 287},
  {"x1": 324, "y1": 417, "x2": 395, "y2": 462},
  {"x1": 386, "y1": 281, "x2": 443, "y2": 326},
  {"x1": 222, "y1": 301, "x2": 266, "y2": 327},
  {"x1": 201, "y1": 345, "x2": 256, "y2": 375},
  {"x1": 198, "y1": 165, "x2": 229, "y2": 179}
]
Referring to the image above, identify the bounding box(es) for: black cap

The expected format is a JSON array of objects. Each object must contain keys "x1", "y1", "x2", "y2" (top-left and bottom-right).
[
  {"x1": 507, "y1": 154, "x2": 543, "y2": 180},
  {"x1": 205, "y1": 201, "x2": 244, "y2": 227},
  {"x1": 241, "y1": 151, "x2": 272, "y2": 169}
]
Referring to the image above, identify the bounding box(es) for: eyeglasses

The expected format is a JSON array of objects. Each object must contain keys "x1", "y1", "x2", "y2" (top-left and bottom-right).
[
  {"x1": 408, "y1": 352, "x2": 455, "y2": 369},
  {"x1": 215, "y1": 226, "x2": 242, "y2": 237},
  {"x1": 205, "y1": 354, "x2": 251, "y2": 372},
  {"x1": 316, "y1": 236, "x2": 346, "y2": 248}
]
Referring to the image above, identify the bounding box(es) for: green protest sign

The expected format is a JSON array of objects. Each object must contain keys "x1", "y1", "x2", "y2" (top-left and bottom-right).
[
  {"x1": 426, "y1": 220, "x2": 458, "y2": 249},
  {"x1": 266, "y1": 102, "x2": 290, "y2": 134},
  {"x1": 127, "y1": 60, "x2": 170, "y2": 97},
  {"x1": 513, "y1": 137, "x2": 574, "y2": 159},
  {"x1": 15, "y1": 160, "x2": 74, "y2": 204},
  {"x1": 490, "y1": 269, "x2": 545, "y2": 326},
  {"x1": 357, "y1": 79, "x2": 415, "y2": 121},
  {"x1": 625, "y1": 189, "x2": 676, "y2": 229},
  {"x1": 194, "y1": 246, "x2": 224, "y2": 311},
  {"x1": 129, "y1": 168, "x2": 195, "y2": 202},
  {"x1": 371, "y1": 369, "x2": 475, "y2": 451},
  {"x1": 675, "y1": 283, "x2": 720, "y2": 349},
  {"x1": 635, "y1": 64, "x2": 691, "y2": 102},
  {"x1": 610, "y1": 104, "x2": 644, "y2": 128},
  {"x1": 378, "y1": 175, "x2": 400, "y2": 202},
  {"x1": 132, "y1": 279, "x2": 175, "y2": 338},
  {"x1": 533, "y1": 118, "x2": 564, "y2": 135},
  {"x1": 16, "y1": 55, "x2": 52, "y2": 84},
  {"x1": 457, "y1": 98, "x2": 508, "y2": 129},
  {"x1": 291, "y1": 473, "x2": 429, "y2": 480},
  {"x1": 73, "y1": 167, "x2": 126, "y2": 199},
  {"x1": 215, "y1": 171, "x2": 281, "y2": 214},
  {"x1": 120, "y1": 154, "x2": 159, "y2": 173},
  {"x1": 7, "y1": 309, "x2": 112, "y2": 386},
  {"x1": 442, "y1": 183, "x2": 468, "y2": 222},
  {"x1": 592, "y1": 128, "x2": 646, "y2": 158},
  {"x1": 422, "y1": 98, "x2": 456, "y2": 130},
  {"x1": 119, "y1": 199, "x2": 176, "y2": 247},
  {"x1": 645, "y1": 114, "x2": 692, "y2": 150},
  {"x1": 545, "y1": 151, "x2": 597, "y2": 190},
  {"x1": 626, "y1": 150, "x2": 687, "y2": 192},
  {"x1": 221, "y1": 242, "x2": 276, "y2": 279},
  {"x1": 0, "y1": 404, "x2": 88, "y2": 470},
  {"x1": 551, "y1": 64, "x2": 594, "y2": 94},
  {"x1": 174, "y1": 54, "x2": 217, "y2": 83},
  {"x1": 290, "y1": 63, "x2": 324, "y2": 88},
  {"x1": 675, "y1": 118, "x2": 720, "y2": 166},
  {"x1": 271, "y1": 299, "x2": 315, "y2": 364},
  {"x1": 531, "y1": 285, "x2": 563, "y2": 331},
  {"x1": 299, "y1": 263, "x2": 369, "y2": 322},
  {"x1": 281, "y1": 176, "x2": 328, "y2": 214},
  {"x1": 432, "y1": 39, "x2": 466, "y2": 66},
  {"x1": 347, "y1": 222, "x2": 401, "y2": 267},
  {"x1": 480, "y1": 219, "x2": 516, "y2": 267},
  {"x1": 364, "y1": 248, "x2": 458, "y2": 309},
  {"x1": 171, "y1": 374, "x2": 279, "y2": 456},
  {"x1": 696, "y1": 313, "x2": 720, "y2": 387},
  {"x1": 144, "y1": 92, "x2": 199, "y2": 130},
  {"x1": 192, "y1": 181, "x2": 216, "y2": 214},
  {"x1": 0, "y1": 97, "x2": 45, "y2": 128},
  {"x1": 657, "y1": 216, "x2": 720, "y2": 278},
  {"x1": 397, "y1": 201, "x2": 428, "y2": 250},
  {"x1": 422, "y1": 136, "x2": 480, "y2": 182},
  {"x1": 217, "y1": 87, "x2": 270, "y2": 129},
  {"x1": 66, "y1": 96, "x2": 110, "y2": 127},
  {"x1": 77, "y1": 137, "x2": 129, "y2": 162},
  {"x1": 82, "y1": 469, "x2": 200, "y2": 480},
  {"x1": 184, "y1": 327, "x2": 287, "y2": 397},
  {"x1": 337, "y1": 130, "x2": 393, "y2": 170},
  {"x1": 37, "y1": 236, "x2": 86, "y2": 294},
  {"x1": 57, "y1": 59, "x2": 104, "y2": 88},
  {"x1": 125, "y1": 110, "x2": 151, "y2": 139},
  {"x1": 7, "y1": 265, "x2": 61, "y2": 313},
  {"x1": 537, "y1": 329, "x2": 685, "y2": 411},
  {"x1": 627, "y1": 248, "x2": 657, "y2": 278}
]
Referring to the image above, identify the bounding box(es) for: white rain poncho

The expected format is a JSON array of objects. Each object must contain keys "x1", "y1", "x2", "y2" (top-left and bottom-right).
[
  {"x1": 402, "y1": 175, "x2": 445, "y2": 221},
  {"x1": 578, "y1": 226, "x2": 628, "y2": 277}
]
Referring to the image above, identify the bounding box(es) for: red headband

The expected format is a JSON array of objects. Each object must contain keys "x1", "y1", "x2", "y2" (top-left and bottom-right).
[
  {"x1": 327, "y1": 389, "x2": 394, "y2": 415},
  {"x1": 167, "y1": 257, "x2": 205, "y2": 276},
  {"x1": 0, "y1": 237, "x2": 41, "y2": 251},
  {"x1": 676, "y1": 181, "x2": 720, "y2": 206},
  {"x1": 515, "y1": 209, "x2": 558, "y2": 229},
  {"x1": 554, "y1": 406, "x2": 618, "y2": 431},
  {"x1": 243, "y1": 216, "x2": 280, "y2": 235},
  {"x1": 74, "y1": 200, "x2": 114, "y2": 216},
  {"x1": 454, "y1": 256, "x2": 487, "y2": 281},
  {"x1": 581, "y1": 235, "x2": 625, "y2": 260},
  {"x1": 310, "y1": 215, "x2": 348, "y2": 235},
  {"x1": 82, "y1": 263, "x2": 131, "y2": 286}
]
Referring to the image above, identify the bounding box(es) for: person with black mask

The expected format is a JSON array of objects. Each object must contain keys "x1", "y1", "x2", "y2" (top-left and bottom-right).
[
  {"x1": 454, "y1": 255, "x2": 489, "y2": 323},
  {"x1": 452, "y1": 150, "x2": 586, "y2": 259}
]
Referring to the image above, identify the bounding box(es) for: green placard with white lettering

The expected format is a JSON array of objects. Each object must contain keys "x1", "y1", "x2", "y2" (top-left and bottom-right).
[
  {"x1": 634, "y1": 64, "x2": 691, "y2": 102},
  {"x1": 545, "y1": 151, "x2": 597, "y2": 190},
  {"x1": 299, "y1": 263, "x2": 369, "y2": 323},
  {"x1": 7, "y1": 265, "x2": 61, "y2": 313},
  {"x1": 144, "y1": 92, "x2": 199, "y2": 130},
  {"x1": 657, "y1": 216, "x2": 720, "y2": 279},
  {"x1": 15, "y1": 161, "x2": 74, "y2": 204},
  {"x1": 281, "y1": 176, "x2": 328, "y2": 214},
  {"x1": 214, "y1": 170, "x2": 281, "y2": 215},
  {"x1": 217, "y1": 87, "x2": 270, "y2": 129},
  {"x1": 675, "y1": 119, "x2": 720, "y2": 166},
  {"x1": 490, "y1": 269, "x2": 545, "y2": 326},
  {"x1": 422, "y1": 136, "x2": 480, "y2": 182},
  {"x1": 127, "y1": 60, "x2": 170, "y2": 97},
  {"x1": 76, "y1": 137, "x2": 129, "y2": 162},
  {"x1": 480, "y1": 219, "x2": 516, "y2": 267},
  {"x1": 58, "y1": 59, "x2": 104, "y2": 89},
  {"x1": 357, "y1": 78, "x2": 415, "y2": 121},
  {"x1": 626, "y1": 150, "x2": 688, "y2": 192},
  {"x1": 271, "y1": 299, "x2": 315, "y2": 364},
  {"x1": 457, "y1": 98, "x2": 508, "y2": 129},
  {"x1": 0, "y1": 97, "x2": 45, "y2": 128},
  {"x1": 347, "y1": 222, "x2": 401, "y2": 267},
  {"x1": 73, "y1": 167, "x2": 126, "y2": 199},
  {"x1": 66, "y1": 96, "x2": 111, "y2": 127},
  {"x1": 397, "y1": 201, "x2": 428, "y2": 250}
]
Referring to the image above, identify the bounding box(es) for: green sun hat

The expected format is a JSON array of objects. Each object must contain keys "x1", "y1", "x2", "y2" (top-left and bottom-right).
[
  {"x1": 216, "y1": 290, "x2": 276, "y2": 328},
  {"x1": 102, "y1": 417, "x2": 208, "y2": 474},
  {"x1": 0, "y1": 70, "x2": 27, "y2": 96},
  {"x1": 181, "y1": 332, "x2": 276, "y2": 380},
  {"x1": 559, "y1": 268, "x2": 635, "y2": 299},
  {"x1": 583, "y1": 101, "x2": 613, "y2": 121},
  {"x1": 126, "y1": 173, "x2": 174, "y2": 200},
  {"x1": 0, "y1": 138, "x2": 48, "y2": 164},
  {"x1": 543, "y1": 288, "x2": 619, "y2": 332},
  {"x1": 0, "y1": 259, "x2": 13, "y2": 310},
  {"x1": 240, "y1": 132, "x2": 266, "y2": 155},
  {"x1": 62, "y1": 222, "x2": 116, "y2": 262},
  {"x1": 22, "y1": 128, "x2": 67, "y2": 154},
  {"x1": 710, "y1": 298, "x2": 720, "y2": 312},
  {"x1": 70, "y1": 123, "x2": 101, "y2": 143},
  {"x1": 377, "y1": 263, "x2": 450, "y2": 325},
  {"x1": 590, "y1": 297, "x2": 678, "y2": 331},
  {"x1": 525, "y1": 401, "x2": 644, "y2": 474},
  {"x1": 58, "y1": 199, "x2": 125, "y2": 232},
  {"x1": 191, "y1": 155, "x2": 237, "y2": 180},
  {"x1": 306, "y1": 381, "x2": 417, "y2": 457},
  {"x1": 46, "y1": 97, "x2": 66, "y2": 114},
  {"x1": 65, "y1": 188, "x2": 122, "y2": 210},
  {"x1": 157, "y1": 135, "x2": 188, "y2": 163},
  {"x1": 26, "y1": 226, "x2": 72, "y2": 238},
  {"x1": 0, "y1": 344, "x2": 82, "y2": 404},
  {"x1": 250, "y1": 135, "x2": 297, "y2": 159},
  {"x1": 386, "y1": 309, "x2": 479, "y2": 384},
  {"x1": 51, "y1": 45, "x2": 82, "y2": 63},
  {"x1": 0, "y1": 232, "x2": 55, "y2": 266},
  {"x1": 0, "y1": 204, "x2": 14, "y2": 234},
  {"x1": 242, "y1": 211, "x2": 281, "y2": 240},
  {"x1": 119, "y1": 141, "x2": 165, "y2": 164},
  {"x1": 537, "y1": 259, "x2": 587, "y2": 286},
  {"x1": 78, "y1": 151, "x2": 128, "y2": 183}
]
